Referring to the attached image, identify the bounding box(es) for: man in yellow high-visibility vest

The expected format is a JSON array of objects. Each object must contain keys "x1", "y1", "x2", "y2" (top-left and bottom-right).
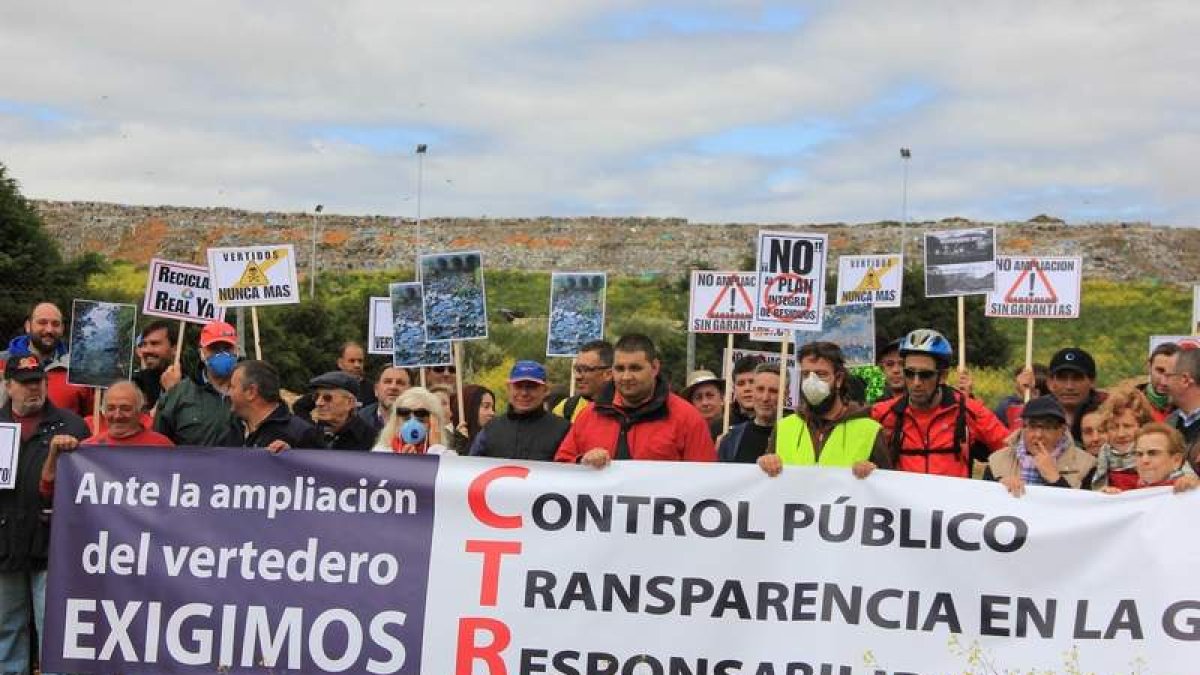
[{"x1": 759, "y1": 341, "x2": 891, "y2": 478}]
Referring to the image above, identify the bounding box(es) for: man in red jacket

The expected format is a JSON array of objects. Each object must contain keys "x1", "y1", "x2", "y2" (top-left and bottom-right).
[
  {"x1": 555, "y1": 334, "x2": 716, "y2": 467},
  {"x1": 0, "y1": 302, "x2": 93, "y2": 416},
  {"x1": 870, "y1": 329, "x2": 1008, "y2": 478}
]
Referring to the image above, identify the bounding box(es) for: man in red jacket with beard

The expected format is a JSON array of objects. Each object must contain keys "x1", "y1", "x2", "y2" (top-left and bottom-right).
[{"x1": 555, "y1": 334, "x2": 716, "y2": 467}]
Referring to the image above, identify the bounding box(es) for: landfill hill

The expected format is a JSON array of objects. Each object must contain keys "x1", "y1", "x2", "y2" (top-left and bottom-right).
[{"x1": 35, "y1": 200, "x2": 1199, "y2": 285}]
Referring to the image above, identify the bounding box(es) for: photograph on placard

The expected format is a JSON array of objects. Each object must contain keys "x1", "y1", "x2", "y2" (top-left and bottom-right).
[
  {"x1": 67, "y1": 300, "x2": 137, "y2": 388},
  {"x1": 390, "y1": 283, "x2": 452, "y2": 367},
  {"x1": 794, "y1": 304, "x2": 876, "y2": 366},
  {"x1": 923, "y1": 227, "x2": 996, "y2": 297},
  {"x1": 419, "y1": 252, "x2": 488, "y2": 341},
  {"x1": 547, "y1": 272, "x2": 606, "y2": 357}
]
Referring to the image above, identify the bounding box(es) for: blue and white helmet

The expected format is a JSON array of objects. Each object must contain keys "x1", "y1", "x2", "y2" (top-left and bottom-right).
[{"x1": 899, "y1": 329, "x2": 953, "y2": 368}]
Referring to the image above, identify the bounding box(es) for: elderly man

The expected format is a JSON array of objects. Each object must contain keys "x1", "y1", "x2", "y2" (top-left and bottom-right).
[
  {"x1": 229, "y1": 360, "x2": 322, "y2": 451},
  {"x1": 309, "y1": 371, "x2": 375, "y2": 451},
  {"x1": 471, "y1": 361, "x2": 569, "y2": 460},
  {"x1": 0, "y1": 301, "x2": 93, "y2": 416},
  {"x1": 357, "y1": 366, "x2": 412, "y2": 432},
  {"x1": 154, "y1": 321, "x2": 242, "y2": 447},
  {"x1": 0, "y1": 354, "x2": 89, "y2": 673}
]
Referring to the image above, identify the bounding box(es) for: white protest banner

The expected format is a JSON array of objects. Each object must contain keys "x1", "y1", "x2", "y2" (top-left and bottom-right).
[
  {"x1": 1192, "y1": 284, "x2": 1200, "y2": 335},
  {"x1": 45, "y1": 452, "x2": 1200, "y2": 673},
  {"x1": 688, "y1": 271, "x2": 756, "y2": 333},
  {"x1": 836, "y1": 254, "x2": 903, "y2": 307},
  {"x1": 0, "y1": 423, "x2": 17, "y2": 489},
  {"x1": 752, "y1": 231, "x2": 827, "y2": 332},
  {"x1": 367, "y1": 296, "x2": 393, "y2": 355},
  {"x1": 206, "y1": 245, "x2": 300, "y2": 307},
  {"x1": 724, "y1": 346, "x2": 797, "y2": 409},
  {"x1": 1148, "y1": 335, "x2": 1200, "y2": 356},
  {"x1": 986, "y1": 256, "x2": 1082, "y2": 319},
  {"x1": 141, "y1": 258, "x2": 225, "y2": 324},
  {"x1": 924, "y1": 227, "x2": 996, "y2": 297}
]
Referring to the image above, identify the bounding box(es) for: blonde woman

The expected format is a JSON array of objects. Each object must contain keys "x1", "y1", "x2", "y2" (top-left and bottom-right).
[{"x1": 372, "y1": 387, "x2": 456, "y2": 455}]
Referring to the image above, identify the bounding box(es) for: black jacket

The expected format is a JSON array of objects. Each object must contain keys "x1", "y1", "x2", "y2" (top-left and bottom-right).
[
  {"x1": 242, "y1": 403, "x2": 324, "y2": 450},
  {"x1": 0, "y1": 402, "x2": 90, "y2": 572},
  {"x1": 318, "y1": 414, "x2": 377, "y2": 451},
  {"x1": 470, "y1": 407, "x2": 570, "y2": 461}
]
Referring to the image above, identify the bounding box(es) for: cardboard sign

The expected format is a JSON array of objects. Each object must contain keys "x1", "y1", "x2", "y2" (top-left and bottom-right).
[
  {"x1": 367, "y1": 297, "x2": 393, "y2": 355},
  {"x1": 752, "y1": 231, "x2": 828, "y2": 332},
  {"x1": 67, "y1": 300, "x2": 137, "y2": 388},
  {"x1": 923, "y1": 227, "x2": 996, "y2": 297},
  {"x1": 1149, "y1": 335, "x2": 1200, "y2": 356},
  {"x1": 723, "y1": 347, "x2": 797, "y2": 409},
  {"x1": 1192, "y1": 285, "x2": 1200, "y2": 335},
  {"x1": 0, "y1": 424, "x2": 18, "y2": 490},
  {"x1": 391, "y1": 283, "x2": 452, "y2": 367},
  {"x1": 547, "y1": 272, "x2": 606, "y2": 357},
  {"x1": 836, "y1": 255, "x2": 903, "y2": 307},
  {"x1": 207, "y1": 245, "x2": 300, "y2": 307},
  {"x1": 688, "y1": 271, "x2": 756, "y2": 333},
  {"x1": 986, "y1": 256, "x2": 1082, "y2": 319},
  {"x1": 141, "y1": 259, "x2": 225, "y2": 324},
  {"x1": 793, "y1": 304, "x2": 876, "y2": 366},
  {"x1": 418, "y1": 252, "x2": 488, "y2": 342}
]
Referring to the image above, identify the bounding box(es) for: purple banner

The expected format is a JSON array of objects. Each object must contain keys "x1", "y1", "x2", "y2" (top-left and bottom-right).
[{"x1": 43, "y1": 446, "x2": 439, "y2": 674}]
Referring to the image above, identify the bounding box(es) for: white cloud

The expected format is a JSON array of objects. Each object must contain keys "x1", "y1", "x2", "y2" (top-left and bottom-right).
[{"x1": 1, "y1": 0, "x2": 1197, "y2": 224}]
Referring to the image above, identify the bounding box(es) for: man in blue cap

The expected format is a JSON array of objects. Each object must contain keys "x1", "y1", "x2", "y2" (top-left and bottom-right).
[{"x1": 470, "y1": 360, "x2": 569, "y2": 461}]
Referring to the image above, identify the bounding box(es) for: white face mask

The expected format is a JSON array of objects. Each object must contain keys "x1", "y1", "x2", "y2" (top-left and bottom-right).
[{"x1": 801, "y1": 372, "x2": 831, "y2": 406}]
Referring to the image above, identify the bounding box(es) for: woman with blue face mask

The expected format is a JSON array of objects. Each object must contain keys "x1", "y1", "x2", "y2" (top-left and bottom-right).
[{"x1": 371, "y1": 387, "x2": 456, "y2": 455}]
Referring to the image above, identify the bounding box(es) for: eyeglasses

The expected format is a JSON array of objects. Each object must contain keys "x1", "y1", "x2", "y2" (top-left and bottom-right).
[
  {"x1": 573, "y1": 365, "x2": 611, "y2": 375},
  {"x1": 903, "y1": 368, "x2": 938, "y2": 381},
  {"x1": 316, "y1": 392, "x2": 350, "y2": 403},
  {"x1": 429, "y1": 366, "x2": 456, "y2": 374},
  {"x1": 396, "y1": 408, "x2": 431, "y2": 420}
]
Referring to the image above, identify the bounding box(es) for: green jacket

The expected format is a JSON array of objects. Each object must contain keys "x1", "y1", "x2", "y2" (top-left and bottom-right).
[{"x1": 154, "y1": 375, "x2": 241, "y2": 447}]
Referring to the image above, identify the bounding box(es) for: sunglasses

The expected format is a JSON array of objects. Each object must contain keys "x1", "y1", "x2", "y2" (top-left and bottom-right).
[
  {"x1": 902, "y1": 368, "x2": 939, "y2": 381},
  {"x1": 430, "y1": 366, "x2": 456, "y2": 374},
  {"x1": 315, "y1": 391, "x2": 350, "y2": 403},
  {"x1": 396, "y1": 408, "x2": 431, "y2": 420}
]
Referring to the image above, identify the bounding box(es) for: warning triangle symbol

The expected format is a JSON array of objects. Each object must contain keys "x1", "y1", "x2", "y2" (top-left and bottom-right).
[
  {"x1": 236, "y1": 261, "x2": 269, "y2": 287},
  {"x1": 706, "y1": 279, "x2": 755, "y2": 319},
  {"x1": 1004, "y1": 262, "x2": 1058, "y2": 304},
  {"x1": 858, "y1": 267, "x2": 883, "y2": 292}
]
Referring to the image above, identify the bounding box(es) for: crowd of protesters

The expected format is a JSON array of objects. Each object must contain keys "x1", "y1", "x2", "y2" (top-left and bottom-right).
[{"x1": 0, "y1": 299, "x2": 1197, "y2": 672}]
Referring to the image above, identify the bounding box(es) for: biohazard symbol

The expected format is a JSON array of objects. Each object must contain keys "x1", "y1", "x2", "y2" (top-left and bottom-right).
[
  {"x1": 851, "y1": 258, "x2": 897, "y2": 293},
  {"x1": 232, "y1": 249, "x2": 289, "y2": 289},
  {"x1": 705, "y1": 278, "x2": 755, "y2": 319},
  {"x1": 1004, "y1": 261, "x2": 1058, "y2": 304}
]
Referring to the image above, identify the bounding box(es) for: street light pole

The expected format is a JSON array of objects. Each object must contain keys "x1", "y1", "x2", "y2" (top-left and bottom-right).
[
  {"x1": 311, "y1": 203, "x2": 323, "y2": 299},
  {"x1": 899, "y1": 147, "x2": 911, "y2": 264},
  {"x1": 415, "y1": 144, "x2": 427, "y2": 253}
]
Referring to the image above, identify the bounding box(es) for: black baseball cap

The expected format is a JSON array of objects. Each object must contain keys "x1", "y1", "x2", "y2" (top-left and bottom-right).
[
  {"x1": 1048, "y1": 347, "x2": 1096, "y2": 379},
  {"x1": 4, "y1": 355, "x2": 45, "y2": 383}
]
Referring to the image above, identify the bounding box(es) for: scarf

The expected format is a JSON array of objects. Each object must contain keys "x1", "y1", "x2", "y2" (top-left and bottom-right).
[
  {"x1": 1145, "y1": 385, "x2": 1171, "y2": 412},
  {"x1": 1015, "y1": 432, "x2": 1072, "y2": 485}
]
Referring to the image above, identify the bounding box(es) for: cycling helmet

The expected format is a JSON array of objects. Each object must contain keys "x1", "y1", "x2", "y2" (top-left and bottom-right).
[{"x1": 898, "y1": 329, "x2": 953, "y2": 368}]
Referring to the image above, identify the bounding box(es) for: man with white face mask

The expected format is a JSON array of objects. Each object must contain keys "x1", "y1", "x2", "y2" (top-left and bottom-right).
[{"x1": 758, "y1": 341, "x2": 891, "y2": 478}]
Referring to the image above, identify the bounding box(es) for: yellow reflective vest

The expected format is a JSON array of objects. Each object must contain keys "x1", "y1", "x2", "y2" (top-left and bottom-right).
[{"x1": 774, "y1": 414, "x2": 881, "y2": 467}]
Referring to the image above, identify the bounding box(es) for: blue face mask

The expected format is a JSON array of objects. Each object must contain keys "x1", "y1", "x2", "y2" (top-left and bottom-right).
[
  {"x1": 206, "y1": 351, "x2": 238, "y2": 378},
  {"x1": 400, "y1": 417, "x2": 427, "y2": 445}
]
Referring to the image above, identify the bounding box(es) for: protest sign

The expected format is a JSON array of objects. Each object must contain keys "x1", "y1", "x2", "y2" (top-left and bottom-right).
[
  {"x1": 206, "y1": 245, "x2": 300, "y2": 307},
  {"x1": 924, "y1": 227, "x2": 996, "y2": 297},
  {"x1": 723, "y1": 346, "x2": 797, "y2": 409},
  {"x1": 367, "y1": 296, "x2": 393, "y2": 355},
  {"x1": 0, "y1": 423, "x2": 17, "y2": 490},
  {"x1": 793, "y1": 304, "x2": 875, "y2": 366},
  {"x1": 390, "y1": 283, "x2": 452, "y2": 367},
  {"x1": 752, "y1": 231, "x2": 827, "y2": 332},
  {"x1": 547, "y1": 272, "x2": 606, "y2": 357},
  {"x1": 986, "y1": 256, "x2": 1082, "y2": 319},
  {"x1": 836, "y1": 254, "x2": 903, "y2": 307},
  {"x1": 688, "y1": 271, "x2": 756, "y2": 333},
  {"x1": 1193, "y1": 284, "x2": 1200, "y2": 335},
  {"x1": 1148, "y1": 335, "x2": 1200, "y2": 356},
  {"x1": 46, "y1": 452, "x2": 1200, "y2": 674},
  {"x1": 418, "y1": 251, "x2": 488, "y2": 341},
  {"x1": 141, "y1": 259, "x2": 225, "y2": 324},
  {"x1": 66, "y1": 300, "x2": 137, "y2": 388}
]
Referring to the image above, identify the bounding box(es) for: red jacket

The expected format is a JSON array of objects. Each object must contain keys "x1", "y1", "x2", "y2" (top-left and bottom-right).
[
  {"x1": 555, "y1": 376, "x2": 716, "y2": 463},
  {"x1": 870, "y1": 386, "x2": 1009, "y2": 478}
]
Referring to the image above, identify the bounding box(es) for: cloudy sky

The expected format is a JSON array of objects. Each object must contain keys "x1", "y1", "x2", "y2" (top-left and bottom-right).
[{"x1": 1, "y1": 1, "x2": 1197, "y2": 224}]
